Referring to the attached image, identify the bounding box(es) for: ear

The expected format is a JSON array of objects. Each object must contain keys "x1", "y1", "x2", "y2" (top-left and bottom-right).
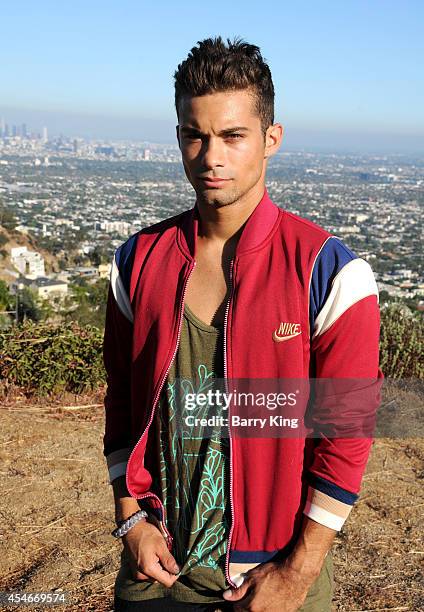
[
  {"x1": 264, "y1": 123, "x2": 284, "y2": 159},
  {"x1": 176, "y1": 125, "x2": 181, "y2": 149}
]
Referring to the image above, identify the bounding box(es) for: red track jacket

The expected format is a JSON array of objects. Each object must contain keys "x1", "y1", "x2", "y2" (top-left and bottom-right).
[{"x1": 103, "y1": 190, "x2": 383, "y2": 586}]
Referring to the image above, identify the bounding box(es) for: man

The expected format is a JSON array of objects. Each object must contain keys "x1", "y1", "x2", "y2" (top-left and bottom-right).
[{"x1": 103, "y1": 37, "x2": 382, "y2": 611}]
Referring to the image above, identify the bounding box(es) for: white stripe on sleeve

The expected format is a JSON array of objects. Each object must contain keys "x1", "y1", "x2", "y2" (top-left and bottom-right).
[
  {"x1": 303, "y1": 501, "x2": 347, "y2": 531},
  {"x1": 313, "y1": 258, "x2": 378, "y2": 339},
  {"x1": 110, "y1": 255, "x2": 134, "y2": 323}
]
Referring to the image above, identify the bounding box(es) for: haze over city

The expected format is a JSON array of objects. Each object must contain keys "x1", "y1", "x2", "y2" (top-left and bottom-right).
[{"x1": 1, "y1": 1, "x2": 423, "y2": 153}]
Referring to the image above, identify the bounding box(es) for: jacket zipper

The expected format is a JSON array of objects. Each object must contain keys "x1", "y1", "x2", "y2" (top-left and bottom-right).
[
  {"x1": 126, "y1": 258, "x2": 197, "y2": 549},
  {"x1": 224, "y1": 257, "x2": 237, "y2": 588}
]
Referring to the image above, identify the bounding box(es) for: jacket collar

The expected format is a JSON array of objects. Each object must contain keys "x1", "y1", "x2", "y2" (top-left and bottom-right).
[{"x1": 178, "y1": 188, "x2": 280, "y2": 259}]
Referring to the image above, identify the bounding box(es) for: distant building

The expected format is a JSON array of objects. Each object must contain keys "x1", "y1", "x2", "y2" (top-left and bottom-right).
[
  {"x1": 337, "y1": 225, "x2": 360, "y2": 234},
  {"x1": 42, "y1": 126, "x2": 48, "y2": 143},
  {"x1": 377, "y1": 281, "x2": 403, "y2": 298},
  {"x1": 11, "y1": 276, "x2": 68, "y2": 300},
  {"x1": 72, "y1": 266, "x2": 99, "y2": 278},
  {"x1": 98, "y1": 263, "x2": 112, "y2": 279},
  {"x1": 42, "y1": 223, "x2": 52, "y2": 237},
  {"x1": 356, "y1": 214, "x2": 369, "y2": 223},
  {"x1": 11, "y1": 246, "x2": 45, "y2": 278},
  {"x1": 95, "y1": 146, "x2": 115, "y2": 156},
  {"x1": 99, "y1": 220, "x2": 131, "y2": 234}
]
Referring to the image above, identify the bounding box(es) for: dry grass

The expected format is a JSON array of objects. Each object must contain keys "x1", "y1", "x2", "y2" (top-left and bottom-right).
[{"x1": 0, "y1": 388, "x2": 423, "y2": 611}]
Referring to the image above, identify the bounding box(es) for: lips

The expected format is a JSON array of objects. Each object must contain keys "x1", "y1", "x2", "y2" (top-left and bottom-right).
[{"x1": 198, "y1": 177, "x2": 231, "y2": 188}]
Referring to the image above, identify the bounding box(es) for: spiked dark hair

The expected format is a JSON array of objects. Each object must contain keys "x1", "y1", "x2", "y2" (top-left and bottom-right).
[{"x1": 174, "y1": 36, "x2": 275, "y2": 134}]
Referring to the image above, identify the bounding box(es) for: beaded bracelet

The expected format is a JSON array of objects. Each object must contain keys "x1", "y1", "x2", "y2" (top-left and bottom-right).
[{"x1": 111, "y1": 510, "x2": 148, "y2": 538}]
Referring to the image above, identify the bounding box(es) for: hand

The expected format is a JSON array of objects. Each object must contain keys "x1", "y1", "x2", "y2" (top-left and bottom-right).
[
  {"x1": 122, "y1": 519, "x2": 180, "y2": 587},
  {"x1": 222, "y1": 559, "x2": 320, "y2": 612}
]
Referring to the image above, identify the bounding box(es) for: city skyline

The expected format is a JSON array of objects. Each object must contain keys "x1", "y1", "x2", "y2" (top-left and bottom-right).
[
  {"x1": 1, "y1": 1, "x2": 423, "y2": 153},
  {"x1": 0, "y1": 109, "x2": 423, "y2": 155}
]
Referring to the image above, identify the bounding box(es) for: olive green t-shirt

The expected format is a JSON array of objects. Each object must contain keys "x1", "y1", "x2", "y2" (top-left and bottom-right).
[
  {"x1": 114, "y1": 305, "x2": 334, "y2": 610},
  {"x1": 115, "y1": 303, "x2": 231, "y2": 604}
]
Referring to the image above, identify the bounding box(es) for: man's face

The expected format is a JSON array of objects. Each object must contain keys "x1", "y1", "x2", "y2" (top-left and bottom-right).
[{"x1": 176, "y1": 89, "x2": 274, "y2": 208}]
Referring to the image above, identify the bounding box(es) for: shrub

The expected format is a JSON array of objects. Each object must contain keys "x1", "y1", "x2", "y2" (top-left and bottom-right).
[
  {"x1": 0, "y1": 302, "x2": 422, "y2": 397},
  {"x1": 0, "y1": 320, "x2": 105, "y2": 396},
  {"x1": 380, "y1": 303, "x2": 423, "y2": 379}
]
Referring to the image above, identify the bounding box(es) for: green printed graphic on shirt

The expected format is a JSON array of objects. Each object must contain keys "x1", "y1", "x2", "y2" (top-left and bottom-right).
[
  {"x1": 160, "y1": 363, "x2": 229, "y2": 572},
  {"x1": 158, "y1": 304, "x2": 230, "y2": 590}
]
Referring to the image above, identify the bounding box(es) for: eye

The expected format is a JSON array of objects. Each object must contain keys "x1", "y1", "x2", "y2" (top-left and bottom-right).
[
  {"x1": 182, "y1": 132, "x2": 202, "y2": 141},
  {"x1": 226, "y1": 133, "x2": 243, "y2": 139}
]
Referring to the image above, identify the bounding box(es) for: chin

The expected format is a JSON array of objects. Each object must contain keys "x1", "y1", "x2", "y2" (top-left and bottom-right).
[{"x1": 196, "y1": 189, "x2": 240, "y2": 208}]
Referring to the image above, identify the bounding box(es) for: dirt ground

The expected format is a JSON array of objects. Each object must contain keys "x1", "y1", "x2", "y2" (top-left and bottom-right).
[{"x1": 0, "y1": 388, "x2": 423, "y2": 612}]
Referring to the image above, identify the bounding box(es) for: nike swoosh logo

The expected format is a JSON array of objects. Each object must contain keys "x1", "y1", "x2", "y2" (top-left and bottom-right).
[{"x1": 272, "y1": 331, "x2": 302, "y2": 342}]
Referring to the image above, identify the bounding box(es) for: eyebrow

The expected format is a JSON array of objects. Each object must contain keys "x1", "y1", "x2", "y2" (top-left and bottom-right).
[{"x1": 180, "y1": 126, "x2": 250, "y2": 136}]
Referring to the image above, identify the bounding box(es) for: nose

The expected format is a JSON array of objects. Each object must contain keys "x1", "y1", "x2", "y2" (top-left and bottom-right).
[{"x1": 201, "y1": 136, "x2": 225, "y2": 169}]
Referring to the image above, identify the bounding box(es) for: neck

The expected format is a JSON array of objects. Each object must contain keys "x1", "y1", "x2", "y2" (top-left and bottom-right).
[{"x1": 196, "y1": 182, "x2": 266, "y2": 244}]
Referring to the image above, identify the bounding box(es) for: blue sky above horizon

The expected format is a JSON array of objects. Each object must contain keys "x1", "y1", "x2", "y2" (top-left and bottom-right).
[{"x1": 1, "y1": 1, "x2": 423, "y2": 151}]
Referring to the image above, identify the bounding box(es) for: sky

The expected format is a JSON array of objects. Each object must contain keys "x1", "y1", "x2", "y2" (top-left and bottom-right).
[{"x1": 0, "y1": 0, "x2": 423, "y2": 152}]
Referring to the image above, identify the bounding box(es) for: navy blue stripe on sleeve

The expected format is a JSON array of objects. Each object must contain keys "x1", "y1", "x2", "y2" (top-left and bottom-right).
[
  {"x1": 309, "y1": 237, "x2": 358, "y2": 334},
  {"x1": 308, "y1": 473, "x2": 358, "y2": 505},
  {"x1": 115, "y1": 233, "x2": 139, "y2": 298}
]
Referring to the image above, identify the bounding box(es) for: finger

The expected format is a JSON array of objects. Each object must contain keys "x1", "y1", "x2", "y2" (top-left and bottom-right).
[
  {"x1": 222, "y1": 575, "x2": 250, "y2": 601},
  {"x1": 128, "y1": 558, "x2": 150, "y2": 581},
  {"x1": 233, "y1": 588, "x2": 255, "y2": 611},
  {"x1": 133, "y1": 569, "x2": 157, "y2": 582},
  {"x1": 145, "y1": 565, "x2": 178, "y2": 588},
  {"x1": 157, "y1": 547, "x2": 181, "y2": 575},
  {"x1": 142, "y1": 557, "x2": 179, "y2": 588}
]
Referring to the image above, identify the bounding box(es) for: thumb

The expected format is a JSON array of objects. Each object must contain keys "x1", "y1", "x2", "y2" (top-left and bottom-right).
[
  {"x1": 157, "y1": 548, "x2": 180, "y2": 575},
  {"x1": 222, "y1": 574, "x2": 249, "y2": 601}
]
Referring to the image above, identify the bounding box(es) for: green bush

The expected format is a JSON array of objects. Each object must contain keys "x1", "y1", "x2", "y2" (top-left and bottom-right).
[
  {"x1": 0, "y1": 302, "x2": 422, "y2": 397},
  {"x1": 0, "y1": 320, "x2": 105, "y2": 396},
  {"x1": 380, "y1": 303, "x2": 423, "y2": 379}
]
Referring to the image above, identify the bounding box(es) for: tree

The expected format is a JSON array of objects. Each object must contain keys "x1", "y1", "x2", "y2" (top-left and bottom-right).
[
  {"x1": 0, "y1": 205, "x2": 17, "y2": 231},
  {"x1": 87, "y1": 277, "x2": 109, "y2": 309},
  {"x1": 0, "y1": 232, "x2": 8, "y2": 248},
  {"x1": 62, "y1": 277, "x2": 109, "y2": 329},
  {"x1": 0, "y1": 280, "x2": 14, "y2": 328},
  {"x1": 17, "y1": 287, "x2": 42, "y2": 322},
  {"x1": 89, "y1": 245, "x2": 108, "y2": 267},
  {"x1": 0, "y1": 280, "x2": 12, "y2": 310}
]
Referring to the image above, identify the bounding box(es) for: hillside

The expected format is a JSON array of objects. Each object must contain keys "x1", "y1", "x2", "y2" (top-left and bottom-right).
[
  {"x1": 0, "y1": 388, "x2": 422, "y2": 611},
  {"x1": 0, "y1": 224, "x2": 60, "y2": 283}
]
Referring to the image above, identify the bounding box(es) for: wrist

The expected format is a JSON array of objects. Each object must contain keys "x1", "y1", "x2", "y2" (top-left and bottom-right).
[
  {"x1": 115, "y1": 499, "x2": 142, "y2": 524},
  {"x1": 285, "y1": 516, "x2": 336, "y2": 579},
  {"x1": 285, "y1": 546, "x2": 324, "y2": 581},
  {"x1": 112, "y1": 510, "x2": 148, "y2": 538}
]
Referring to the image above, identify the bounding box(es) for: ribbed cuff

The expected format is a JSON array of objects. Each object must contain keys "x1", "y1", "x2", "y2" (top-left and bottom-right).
[
  {"x1": 303, "y1": 475, "x2": 358, "y2": 531},
  {"x1": 106, "y1": 447, "x2": 132, "y2": 484}
]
